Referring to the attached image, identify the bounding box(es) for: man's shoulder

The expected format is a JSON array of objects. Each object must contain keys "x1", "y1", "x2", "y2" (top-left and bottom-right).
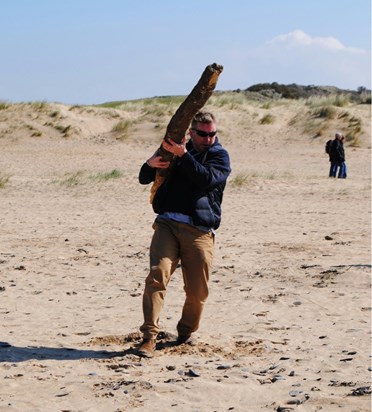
[
  {"x1": 208, "y1": 144, "x2": 230, "y2": 164},
  {"x1": 211, "y1": 139, "x2": 229, "y2": 154}
]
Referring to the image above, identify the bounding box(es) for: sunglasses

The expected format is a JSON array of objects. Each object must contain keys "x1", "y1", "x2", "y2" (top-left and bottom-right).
[{"x1": 192, "y1": 128, "x2": 217, "y2": 138}]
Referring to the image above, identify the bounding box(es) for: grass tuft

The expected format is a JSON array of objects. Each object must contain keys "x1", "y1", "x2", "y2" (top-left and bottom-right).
[
  {"x1": 0, "y1": 101, "x2": 10, "y2": 110},
  {"x1": 61, "y1": 171, "x2": 85, "y2": 187},
  {"x1": 260, "y1": 114, "x2": 275, "y2": 124},
  {"x1": 90, "y1": 169, "x2": 123, "y2": 181},
  {"x1": 0, "y1": 174, "x2": 11, "y2": 188},
  {"x1": 112, "y1": 120, "x2": 133, "y2": 140},
  {"x1": 313, "y1": 106, "x2": 337, "y2": 119},
  {"x1": 61, "y1": 169, "x2": 123, "y2": 186}
]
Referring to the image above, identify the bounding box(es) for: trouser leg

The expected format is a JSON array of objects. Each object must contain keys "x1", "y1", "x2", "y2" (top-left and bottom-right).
[
  {"x1": 176, "y1": 225, "x2": 215, "y2": 337},
  {"x1": 329, "y1": 162, "x2": 337, "y2": 177},
  {"x1": 338, "y1": 162, "x2": 347, "y2": 178},
  {"x1": 140, "y1": 220, "x2": 179, "y2": 339}
]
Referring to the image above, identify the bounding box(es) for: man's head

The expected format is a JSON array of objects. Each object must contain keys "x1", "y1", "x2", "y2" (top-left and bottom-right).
[
  {"x1": 335, "y1": 132, "x2": 344, "y2": 141},
  {"x1": 189, "y1": 111, "x2": 217, "y2": 153}
]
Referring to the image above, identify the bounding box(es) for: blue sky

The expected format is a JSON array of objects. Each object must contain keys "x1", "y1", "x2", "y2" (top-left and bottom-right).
[{"x1": 1, "y1": 0, "x2": 370, "y2": 105}]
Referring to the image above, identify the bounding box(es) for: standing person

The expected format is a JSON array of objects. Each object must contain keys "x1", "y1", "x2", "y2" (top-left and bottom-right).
[
  {"x1": 136, "y1": 111, "x2": 231, "y2": 358},
  {"x1": 328, "y1": 132, "x2": 347, "y2": 178}
]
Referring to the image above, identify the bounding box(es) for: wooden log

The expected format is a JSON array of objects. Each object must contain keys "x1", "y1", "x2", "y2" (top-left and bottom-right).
[{"x1": 150, "y1": 63, "x2": 223, "y2": 203}]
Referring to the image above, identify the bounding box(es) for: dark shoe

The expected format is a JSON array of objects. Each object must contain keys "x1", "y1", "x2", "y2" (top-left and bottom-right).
[
  {"x1": 176, "y1": 335, "x2": 197, "y2": 346},
  {"x1": 137, "y1": 338, "x2": 156, "y2": 358}
]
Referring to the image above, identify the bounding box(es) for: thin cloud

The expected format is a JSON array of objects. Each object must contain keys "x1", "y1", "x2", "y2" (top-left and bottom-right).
[
  {"x1": 267, "y1": 29, "x2": 366, "y2": 54},
  {"x1": 227, "y1": 29, "x2": 371, "y2": 90}
]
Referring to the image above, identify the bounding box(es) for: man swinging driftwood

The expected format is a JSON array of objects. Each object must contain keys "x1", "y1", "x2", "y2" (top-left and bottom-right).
[
  {"x1": 136, "y1": 63, "x2": 231, "y2": 358},
  {"x1": 150, "y1": 63, "x2": 224, "y2": 202}
]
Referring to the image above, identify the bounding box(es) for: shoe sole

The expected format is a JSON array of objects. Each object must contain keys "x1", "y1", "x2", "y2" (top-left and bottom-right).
[
  {"x1": 137, "y1": 350, "x2": 154, "y2": 358},
  {"x1": 176, "y1": 337, "x2": 197, "y2": 346}
]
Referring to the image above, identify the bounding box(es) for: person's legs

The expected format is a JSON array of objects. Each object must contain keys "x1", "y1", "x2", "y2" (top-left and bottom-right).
[
  {"x1": 329, "y1": 162, "x2": 337, "y2": 177},
  {"x1": 176, "y1": 224, "x2": 214, "y2": 338},
  {"x1": 338, "y1": 162, "x2": 347, "y2": 178},
  {"x1": 140, "y1": 219, "x2": 180, "y2": 340}
]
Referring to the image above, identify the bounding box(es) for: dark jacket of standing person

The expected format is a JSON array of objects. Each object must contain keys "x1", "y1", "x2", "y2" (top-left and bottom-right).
[{"x1": 329, "y1": 132, "x2": 347, "y2": 178}]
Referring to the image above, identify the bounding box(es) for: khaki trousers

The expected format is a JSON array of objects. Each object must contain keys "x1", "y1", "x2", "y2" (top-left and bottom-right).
[{"x1": 140, "y1": 218, "x2": 215, "y2": 339}]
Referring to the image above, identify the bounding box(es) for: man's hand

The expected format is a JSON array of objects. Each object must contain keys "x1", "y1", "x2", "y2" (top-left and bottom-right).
[
  {"x1": 162, "y1": 137, "x2": 187, "y2": 157},
  {"x1": 146, "y1": 151, "x2": 170, "y2": 169}
]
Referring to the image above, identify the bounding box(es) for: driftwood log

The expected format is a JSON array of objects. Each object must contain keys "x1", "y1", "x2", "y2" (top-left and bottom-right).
[{"x1": 150, "y1": 63, "x2": 223, "y2": 203}]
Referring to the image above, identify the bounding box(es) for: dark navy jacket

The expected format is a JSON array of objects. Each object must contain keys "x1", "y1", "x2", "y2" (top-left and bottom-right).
[
  {"x1": 139, "y1": 137, "x2": 231, "y2": 230},
  {"x1": 329, "y1": 139, "x2": 345, "y2": 163}
]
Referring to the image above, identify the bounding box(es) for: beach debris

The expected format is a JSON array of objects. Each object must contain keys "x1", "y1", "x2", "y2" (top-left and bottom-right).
[
  {"x1": 288, "y1": 390, "x2": 303, "y2": 397},
  {"x1": 187, "y1": 369, "x2": 200, "y2": 377},
  {"x1": 311, "y1": 386, "x2": 320, "y2": 391},
  {"x1": 300, "y1": 264, "x2": 320, "y2": 269},
  {"x1": 286, "y1": 394, "x2": 310, "y2": 405},
  {"x1": 348, "y1": 386, "x2": 371, "y2": 396},
  {"x1": 217, "y1": 364, "x2": 232, "y2": 370},
  {"x1": 55, "y1": 392, "x2": 70, "y2": 397},
  {"x1": 329, "y1": 380, "x2": 356, "y2": 387},
  {"x1": 271, "y1": 375, "x2": 286, "y2": 383}
]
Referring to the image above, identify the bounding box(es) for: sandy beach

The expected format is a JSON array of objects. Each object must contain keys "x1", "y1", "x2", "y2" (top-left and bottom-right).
[{"x1": 0, "y1": 96, "x2": 370, "y2": 411}]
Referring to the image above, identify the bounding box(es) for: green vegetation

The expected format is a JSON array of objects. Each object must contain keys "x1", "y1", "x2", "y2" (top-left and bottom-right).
[
  {"x1": 313, "y1": 106, "x2": 337, "y2": 119},
  {"x1": 245, "y1": 82, "x2": 370, "y2": 104},
  {"x1": 209, "y1": 92, "x2": 248, "y2": 109},
  {"x1": 61, "y1": 171, "x2": 85, "y2": 187},
  {"x1": 31, "y1": 131, "x2": 42, "y2": 137},
  {"x1": 231, "y1": 172, "x2": 252, "y2": 187},
  {"x1": 61, "y1": 169, "x2": 123, "y2": 186},
  {"x1": 28, "y1": 101, "x2": 48, "y2": 112},
  {"x1": 345, "y1": 116, "x2": 363, "y2": 147},
  {"x1": 112, "y1": 119, "x2": 132, "y2": 140},
  {"x1": 306, "y1": 94, "x2": 350, "y2": 108},
  {"x1": 0, "y1": 174, "x2": 10, "y2": 188},
  {"x1": 261, "y1": 102, "x2": 272, "y2": 109},
  {"x1": 43, "y1": 122, "x2": 74, "y2": 137},
  {"x1": 0, "y1": 101, "x2": 9, "y2": 110},
  {"x1": 90, "y1": 169, "x2": 123, "y2": 181},
  {"x1": 99, "y1": 95, "x2": 185, "y2": 111},
  {"x1": 260, "y1": 114, "x2": 275, "y2": 124},
  {"x1": 230, "y1": 170, "x2": 295, "y2": 188}
]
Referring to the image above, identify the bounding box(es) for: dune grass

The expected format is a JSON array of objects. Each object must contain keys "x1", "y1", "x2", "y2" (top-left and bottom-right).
[
  {"x1": 112, "y1": 119, "x2": 133, "y2": 140},
  {"x1": 230, "y1": 170, "x2": 295, "y2": 188},
  {"x1": 61, "y1": 169, "x2": 123, "y2": 186},
  {"x1": 260, "y1": 113, "x2": 275, "y2": 124},
  {"x1": 0, "y1": 101, "x2": 10, "y2": 110},
  {"x1": 0, "y1": 174, "x2": 10, "y2": 188},
  {"x1": 305, "y1": 94, "x2": 350, "y2": 108},
  {"x1": 90, "y1": 169, "x2": 123, "y2": 181}
]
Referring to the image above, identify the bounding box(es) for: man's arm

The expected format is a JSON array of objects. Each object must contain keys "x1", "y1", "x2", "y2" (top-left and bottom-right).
[
  {"x1": 139, "y1": 152, "x2": 170, "y2": 185},
  {"x1": 180, "y1": 149, "x2": 231, "y2": 190}
]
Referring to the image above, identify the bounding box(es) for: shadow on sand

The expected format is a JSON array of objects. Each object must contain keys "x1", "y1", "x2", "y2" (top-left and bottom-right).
[{"x1": 0, "y1": 343, "x2": 136, "y2": 363}]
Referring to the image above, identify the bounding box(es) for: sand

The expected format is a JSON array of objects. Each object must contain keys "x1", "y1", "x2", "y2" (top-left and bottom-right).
[{"x1": 0, "y1": 99, "x2": 370, "y2": 411}]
